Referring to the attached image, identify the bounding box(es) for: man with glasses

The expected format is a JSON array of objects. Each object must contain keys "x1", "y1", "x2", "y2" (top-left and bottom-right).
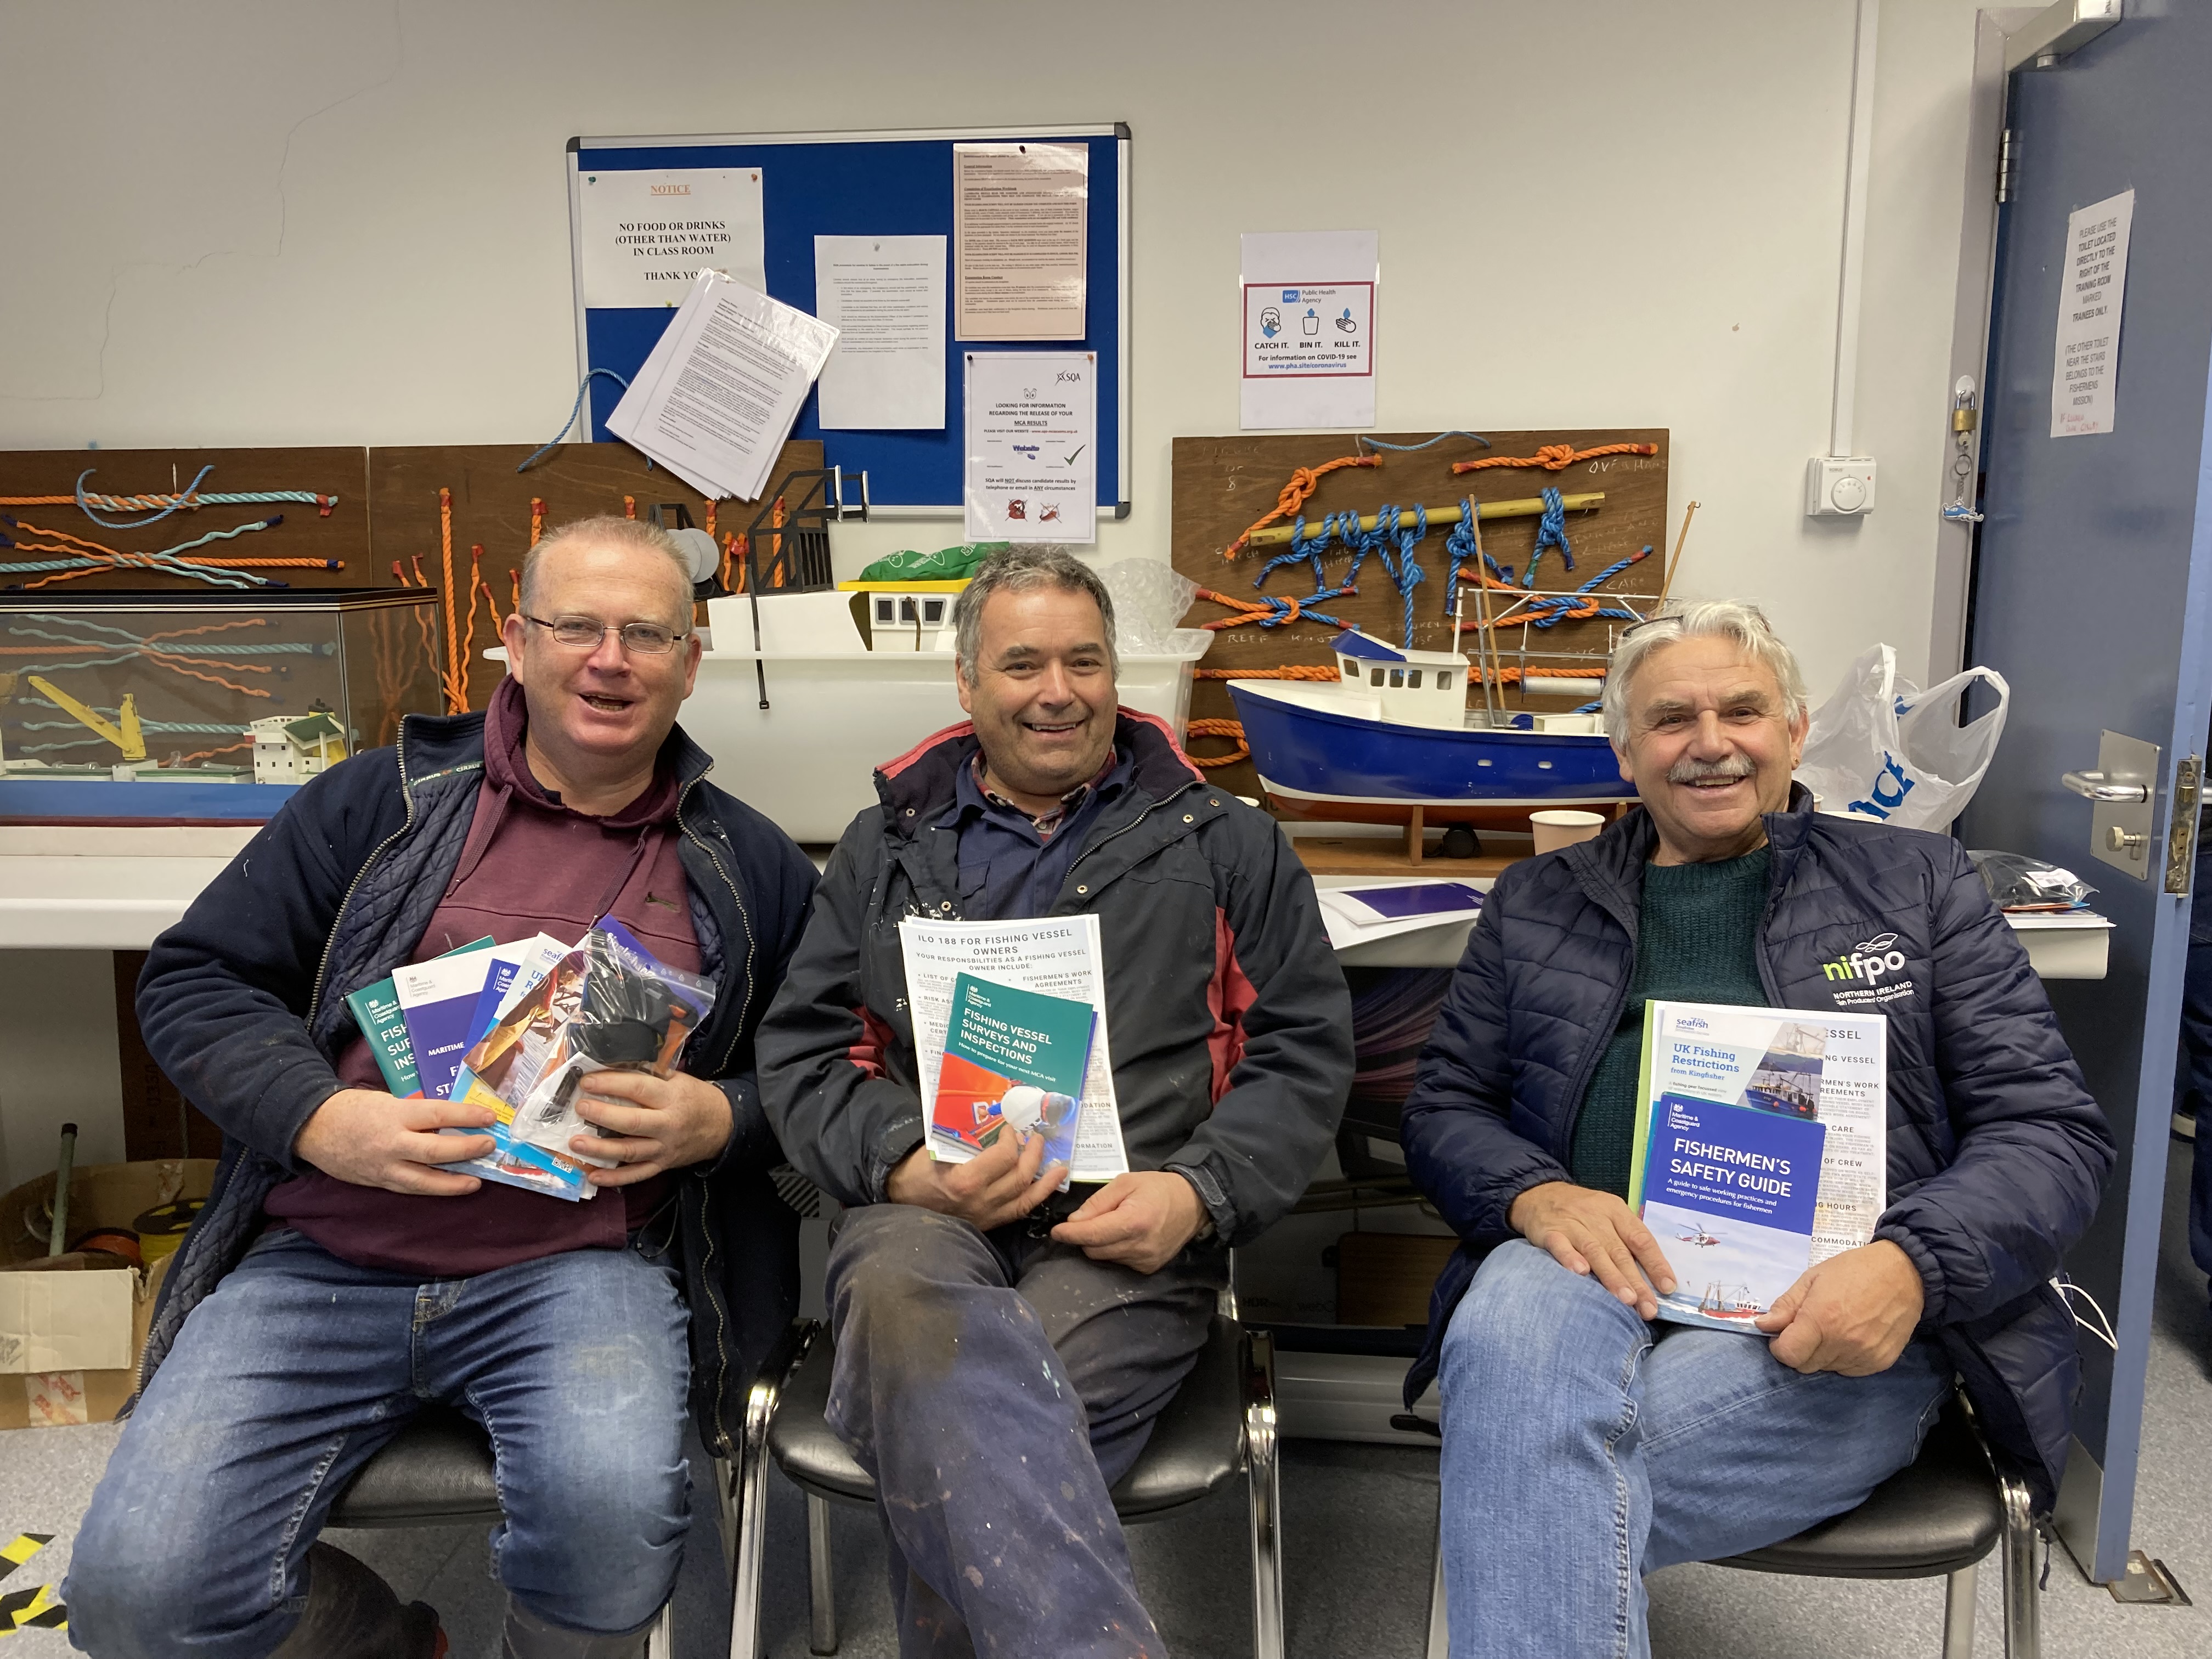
[
  {"x1": 1400, "y1": 600, "x2": 2113, "y2": 1659},
  {"x1": 69, "y1": 517, "x2": 817, "y2": 1659}
]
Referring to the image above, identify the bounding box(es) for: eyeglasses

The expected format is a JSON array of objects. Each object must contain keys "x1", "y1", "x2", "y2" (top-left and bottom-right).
[
  {"x1": 1618, "y1": 603, "x2": 1771, "y2": 640},
  {"x1": 522, "y1": 613, "x2": 689, "y2": 656}
]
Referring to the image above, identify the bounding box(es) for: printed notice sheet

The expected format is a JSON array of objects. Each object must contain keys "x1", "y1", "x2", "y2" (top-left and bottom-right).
[
  {"x1": 953, "y1": 142, "x2": 1088, "y2": 341},
  {"x1": 606, "y1": 269, "x2": 838, "y2": 501},
  {"x1": 576, "y1": 167, "x2": 766, "y2": 308},
  {"x1": 898, "y1": 914, "x2": 1129, "y2": 1184},
  {"x1": 1240, "y1": 229, "x2": 1379, "y2": 430},
  {"x1": 963, "y1": 350, "x2": 1096, "y2": 543},
  {"x1": 814, "y1": 234, "x2": 947, "y2": 430},
  {"x1": 1628, "y1": 1001, "x2": 1887, "y2": 1333},
  {"x1": 2051, "y1": 188, "x2": 2135, "y2": 438}
]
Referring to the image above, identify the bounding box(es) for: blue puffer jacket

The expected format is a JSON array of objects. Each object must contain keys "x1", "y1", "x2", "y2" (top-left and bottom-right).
[
  {"x1": 1400, "y1": 788, "x2": 2114, "y2": 1510},
  {"x1": 131, "y1": 709, "x2": 819, "y2": 1456}
]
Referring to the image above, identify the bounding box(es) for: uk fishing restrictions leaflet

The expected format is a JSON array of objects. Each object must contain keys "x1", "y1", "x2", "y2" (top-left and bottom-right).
[
  {"x1": 929, "y1": 973, "x2": 1096, "y2": 1175},
  {"x1": 1627, "y1": 1001, "x2": 1888, "y2": 1334}
]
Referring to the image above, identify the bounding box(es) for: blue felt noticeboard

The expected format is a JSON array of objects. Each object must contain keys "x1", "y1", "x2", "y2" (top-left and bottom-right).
[{"x1": 567, "y1": 125, "x2": 1130, "y2": 515}]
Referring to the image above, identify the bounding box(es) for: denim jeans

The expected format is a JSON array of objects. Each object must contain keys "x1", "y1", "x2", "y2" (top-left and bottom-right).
[
  {"x1": 822, "y1": 1203, "x2": 1226, "y2": 1659},
  {"x1": 1437, "y1": 1240, "x2": 1951, "y2": 1659},
  {"x1": 66, "y1": 1226, "x2": 691, "y2": 1659}
]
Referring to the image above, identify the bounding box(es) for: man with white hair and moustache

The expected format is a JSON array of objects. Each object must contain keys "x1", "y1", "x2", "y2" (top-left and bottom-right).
[{"x1": 1398, "y1": 600, "x2": 2113, "y2": 1659}]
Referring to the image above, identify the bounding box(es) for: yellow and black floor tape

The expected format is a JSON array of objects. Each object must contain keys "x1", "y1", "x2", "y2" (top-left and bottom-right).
[{"x1": 0, "y1": 1534, "x2": 67, "y2": 1634}]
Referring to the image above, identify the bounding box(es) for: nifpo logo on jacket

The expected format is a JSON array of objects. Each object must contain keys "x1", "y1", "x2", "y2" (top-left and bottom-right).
[{"x1": 1822, "y1": 933, "x2": 1918, "y2": 1008}]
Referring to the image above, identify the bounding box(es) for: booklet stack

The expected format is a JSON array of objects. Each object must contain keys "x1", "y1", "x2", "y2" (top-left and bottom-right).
[
  {"x1": 1628, "y1": 1001, "x2": 1888, "y2": 1334},
  {"x1": 346, "y1": 919, "x2": 714, "y2": 1201}
]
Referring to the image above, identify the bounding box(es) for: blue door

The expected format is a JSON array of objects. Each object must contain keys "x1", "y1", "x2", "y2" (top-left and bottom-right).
[{"x1": 1961, "y1": 10, "x2": 2212, "y2": 1583}]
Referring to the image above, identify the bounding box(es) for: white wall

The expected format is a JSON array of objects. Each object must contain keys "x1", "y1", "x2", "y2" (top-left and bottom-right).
[{"x1": 0, "y1": 0, "x2": 1989, "y2": 699}]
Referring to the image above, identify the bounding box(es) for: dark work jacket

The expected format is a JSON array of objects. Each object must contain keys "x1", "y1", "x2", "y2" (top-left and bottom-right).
[
  {"x1": 755, "y1": 712, "x2": 1353, "y2": 1243},
  {"x1": 132, "y1": 710, "x2": 819, "y2": 1457},
  {"x1": 1400, "y1": 787, "x2": 2114, "y2": 1510}
]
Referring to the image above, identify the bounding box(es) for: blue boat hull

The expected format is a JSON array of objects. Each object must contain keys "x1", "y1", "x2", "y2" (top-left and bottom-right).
[
  {"x1": 1226, "y1": 681, "x2": 1637, "y2": 807},
  {"x1": 0, "y1": 778, "x2": 300, "y2": 824}
]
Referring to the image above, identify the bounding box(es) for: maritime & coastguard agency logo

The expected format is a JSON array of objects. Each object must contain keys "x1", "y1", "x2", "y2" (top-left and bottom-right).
[{"x1": 1822, "y1": 933, "x2": 1918, "y2": 1007}]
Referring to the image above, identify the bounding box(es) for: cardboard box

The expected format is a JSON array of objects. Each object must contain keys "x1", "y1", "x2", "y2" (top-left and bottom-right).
[
  {"x1": 1334, "y1": 1229, "x2": 1461, "y2": 1328},
  {"x1": 0, "y1": 1160, "x2": 213, "y2": 1429}
]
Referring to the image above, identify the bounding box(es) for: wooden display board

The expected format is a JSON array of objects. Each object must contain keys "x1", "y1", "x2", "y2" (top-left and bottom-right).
[
  {"x1": 1, "y1": 439, "x2": 821, "y2": 717},
  {"x1": 1171, "y1": 429, "x2": 1670, "y2": 804}
]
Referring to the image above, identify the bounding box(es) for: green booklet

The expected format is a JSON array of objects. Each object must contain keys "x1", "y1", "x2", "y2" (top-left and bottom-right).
[
  {"x1": 343, "y1": 935, "x2": 494, "y2": 1098},
  {"x1": 928, "y1": 972, "x2": 1096, "y2": 1176}
]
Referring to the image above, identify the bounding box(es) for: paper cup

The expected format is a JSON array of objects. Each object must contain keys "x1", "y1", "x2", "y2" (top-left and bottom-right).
[{"x1": 1530, "y1": 809, "x2": 1607, "y2": 855}]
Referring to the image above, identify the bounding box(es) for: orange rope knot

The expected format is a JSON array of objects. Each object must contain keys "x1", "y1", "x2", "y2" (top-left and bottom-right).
[
  {"x1": 1183, "y1": 718, "x2": 1250, "y2": 768},
  {"x1": 1223, "y1": 454, "x2": 1380, "y2": 558},
  {"x1": 1452, "y1": 442, "x2": 1657, "y2": 476},
  {"x1": 529, "y1": 498, "x2": 546, "y2": 548},
  {"x1": 623, "y1": 495, "x2": 637, "y2": 521}
]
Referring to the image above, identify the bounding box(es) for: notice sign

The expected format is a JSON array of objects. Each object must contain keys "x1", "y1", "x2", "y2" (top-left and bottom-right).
[
  {"x1": 1240, "y1": 230, "x2": 1378, "y2": 430},
  {"x1": 964, "y1": 351, "x2": 1096, "y2": 544},
  {"x1": 577, "y1": 167, "x2": 767, "y2": 308},
  {"x1": 953, "y1": 142, "x2": 1088, "y2": 341},
  {"x1": 2050, "y1": 188, "x2": 2134, "y2": 438}
]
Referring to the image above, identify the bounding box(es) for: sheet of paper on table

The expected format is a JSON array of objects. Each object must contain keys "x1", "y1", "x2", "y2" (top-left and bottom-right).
[
  {"x1": 952, "y1": 142, "x2": 1088, "y2": 341},
  {"x1": 605, "y1": 269, "x2": 838, "y2": 501},
  {"x1": 1314, "y1": 881, "x2": 1483, "y2": 951},
  {"x1": 963, "y1": 349, "x2": 1096, "y2": 543},
  {"x1": 897, "y1": 913, "x2": 1128, "y2": 1184},
  {"x1": 814, "y1": 234, "x2": 947, "y2": 430}
]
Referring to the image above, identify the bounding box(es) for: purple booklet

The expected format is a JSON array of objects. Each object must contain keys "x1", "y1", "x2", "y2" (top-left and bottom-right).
[{"x1": 1335, "y1": 882, "x2": 1486, "y2": 922}]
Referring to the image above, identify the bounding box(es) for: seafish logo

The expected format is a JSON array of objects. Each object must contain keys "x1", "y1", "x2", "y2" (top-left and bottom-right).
[{"x1": 1824, "y1": 932, "x2": 1906, "y2": 984}]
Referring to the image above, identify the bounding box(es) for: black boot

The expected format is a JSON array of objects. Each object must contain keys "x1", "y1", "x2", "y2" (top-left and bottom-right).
[
  {"x1": 500, "y1": 1594, "x2": 660, "y2": 1658},
  {"x1": 268, "y1": 1543, "x2": 444, "y2": 1659}
]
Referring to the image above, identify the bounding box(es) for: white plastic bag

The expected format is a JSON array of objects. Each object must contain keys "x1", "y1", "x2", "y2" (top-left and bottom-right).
[{"x1": 1793, "y1": 645, "x2": 2010, "y2": 830}]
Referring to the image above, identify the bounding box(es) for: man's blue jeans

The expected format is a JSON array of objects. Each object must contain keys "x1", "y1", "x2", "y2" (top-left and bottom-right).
[
  {"x1": 1437, "y1": 1240, "x2": 1951, "y2": 1659},
  {"x1": 65, "y1": 1227, "x2": 692, "y2": 1659}
]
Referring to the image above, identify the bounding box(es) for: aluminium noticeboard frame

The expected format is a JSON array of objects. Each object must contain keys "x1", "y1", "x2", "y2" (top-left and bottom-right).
[{"x1": 566, "y1": 123, "x2": 1131, "y2": 520}]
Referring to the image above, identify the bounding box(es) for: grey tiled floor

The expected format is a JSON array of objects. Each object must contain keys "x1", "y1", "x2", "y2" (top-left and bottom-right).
[{"x1": 2, "y1": 1155, "x2": 2204, "y2": 1657}]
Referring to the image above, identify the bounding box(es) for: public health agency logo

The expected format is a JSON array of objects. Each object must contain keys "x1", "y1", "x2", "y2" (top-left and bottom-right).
[{"x1": 1822, "y1": 932, "x2": 1919, "y2": 1006}]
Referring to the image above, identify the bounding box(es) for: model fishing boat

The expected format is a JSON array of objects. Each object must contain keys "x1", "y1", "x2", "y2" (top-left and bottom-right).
[{"x1": 1227, "y1": 627, "x2": 1637, "y2": 825}]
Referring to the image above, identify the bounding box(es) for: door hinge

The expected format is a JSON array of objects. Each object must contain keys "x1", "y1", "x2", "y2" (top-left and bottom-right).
[
  {"x1": 2166, "y1": 754, "x2": 2202, "y2": 895},
  {"x1": 1997, "y1": 128, "x2": 2018, "y2": 204}
]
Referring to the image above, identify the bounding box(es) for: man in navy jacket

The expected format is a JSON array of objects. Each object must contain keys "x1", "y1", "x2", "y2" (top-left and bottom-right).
[
  {"x1": 1401, "y1": 601, "x2": 2112, "y2": 1659},
  {"x1": 65, "y1": 519, "x2": 817, "y2": 1659}
]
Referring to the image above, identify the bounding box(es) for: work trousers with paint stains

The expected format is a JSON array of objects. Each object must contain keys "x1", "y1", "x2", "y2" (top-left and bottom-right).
[{"x1": 824, "y1": 1203, "x2": 1226, "y2": 1659}]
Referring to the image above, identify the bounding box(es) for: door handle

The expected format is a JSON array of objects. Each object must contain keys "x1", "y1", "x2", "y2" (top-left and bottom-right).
[{"x1": 2063, "y1": 770, "x2": 2151, "y2": 803}]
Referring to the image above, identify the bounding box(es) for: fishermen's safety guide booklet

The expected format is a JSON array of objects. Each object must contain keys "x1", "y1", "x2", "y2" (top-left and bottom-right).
[
  {"x1": 898, "y1": 914, "x2": 1130, "y2": 1187},
  {"x1": 1627, "y1": 1001, "x2": 1887, "y2": 1334}
]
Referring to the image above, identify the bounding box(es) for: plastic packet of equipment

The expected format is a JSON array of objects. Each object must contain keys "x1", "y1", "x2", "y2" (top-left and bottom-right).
[
  {"x1": 469, "y1": 918, "x2": 717, "y2": 1166},
  {"x1": 1967, "y1": 849, "x2": 2097, "y2": 911}
]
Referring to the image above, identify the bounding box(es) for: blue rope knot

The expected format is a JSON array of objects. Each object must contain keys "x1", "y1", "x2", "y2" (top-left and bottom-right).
[{"x1": 1526, "y1": 487, "x2": 1575, "y2": 586}]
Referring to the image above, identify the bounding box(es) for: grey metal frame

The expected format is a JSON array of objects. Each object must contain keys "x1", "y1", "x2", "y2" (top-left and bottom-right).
[
  {"x1": 725, "y1": 1311, "x2": 1285, "y2": 1659},
  {"x1": 1418, "y1": 1391, "x2": 2042, "y2": 1659}
]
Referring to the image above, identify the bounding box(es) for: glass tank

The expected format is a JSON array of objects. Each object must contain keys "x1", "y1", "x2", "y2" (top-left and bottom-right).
[{"x1": 0, "y1": 588, "x2": 444, "y2": 822}]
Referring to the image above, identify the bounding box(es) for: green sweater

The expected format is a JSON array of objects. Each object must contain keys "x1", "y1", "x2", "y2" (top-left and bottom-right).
[{"x1": 1568, "y1": 848, "x2": 1773, "y2": 1198}]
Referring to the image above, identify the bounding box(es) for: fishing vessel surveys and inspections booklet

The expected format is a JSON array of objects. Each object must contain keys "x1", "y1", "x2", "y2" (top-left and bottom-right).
[
  {"x1": 930, "y1": 973, "x2": 1096, "y2": 1176},
  {"x1": 1627, "y1": 1001, "x2": 1888, "y2": 1334},
  {"x1": 898, "y1": 915, "x2": 1130, "y2": 1187}
]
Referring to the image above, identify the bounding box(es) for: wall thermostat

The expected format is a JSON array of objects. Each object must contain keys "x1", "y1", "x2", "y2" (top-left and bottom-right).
[{"x1": 1806, "y1": 455, "x2": 1878, "y2": 516}]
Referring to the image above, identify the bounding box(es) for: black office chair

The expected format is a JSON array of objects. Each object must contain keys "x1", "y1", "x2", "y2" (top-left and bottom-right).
[
  {"x1": 328, "y1": 1406, "x2": 685, "y2": 1656},
  {"x1": 727, "y1": 1302, "x2": 1284, "y2": 1658},
  {"x1": 1419, "y1": 1393, "x2": 2040, "y2": 1659}
]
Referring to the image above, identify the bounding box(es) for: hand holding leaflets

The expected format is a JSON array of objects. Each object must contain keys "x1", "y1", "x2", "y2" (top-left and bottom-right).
[{"x1": 336, "y1": 917, "x2": 718, "y2": 1202}]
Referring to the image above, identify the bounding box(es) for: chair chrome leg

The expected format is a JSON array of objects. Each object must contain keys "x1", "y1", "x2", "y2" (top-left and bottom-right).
[
  {"x1": 646, "y1": 1598, "x2": 676, "y2": 1659},
  {"x1": 729, "y1": 1322, "x2": 817, "y2": 1659},
  {"x1": 1426, "y1": 1536, "x2": 1449, "y2": 1659},
  {"x1": 806, "y1": 1494, "x2": 838, "y2": 1655},
  {"x1": 714, "y1": 1457, "x2": 739, "y2": 1589},
  {"x1": 1942, "y1": 1560, "x2": 1978, "y2": 1659},
  {"x1": 1243, "y1": 1329, "x2": 1285, "y2": 1659},
  {"x1": 1996, "y1": 1471, "x2": 2040, "y2": 1659}
]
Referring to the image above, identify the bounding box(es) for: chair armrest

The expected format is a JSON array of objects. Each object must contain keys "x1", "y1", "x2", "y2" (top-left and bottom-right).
[{"x1": 744, "y1": 1318, "x2": 820, "y2": 1463}]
